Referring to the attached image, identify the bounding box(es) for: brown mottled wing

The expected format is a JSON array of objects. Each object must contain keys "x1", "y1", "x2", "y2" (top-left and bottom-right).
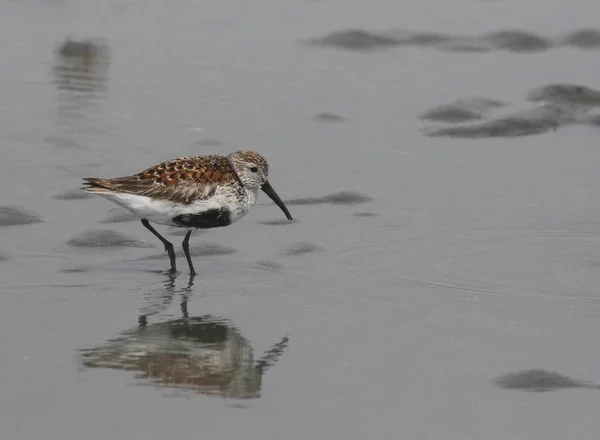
[{"x1": 82, "y1": 155, "x2": 237, "y2": 204}]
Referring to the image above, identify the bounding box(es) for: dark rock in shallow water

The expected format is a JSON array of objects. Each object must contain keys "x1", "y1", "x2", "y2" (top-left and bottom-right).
[
  {"x1": 526, "y1": 84, "x2": 600, "y2": 107},
  {"x1": 426, "y1": 104, "x2": 573, "y2": 138},
  {"x1": 482, "y1": 30, "x2": 553, "y2": 52},
  {"x1": 286, "y1": 191, "x2": 373, "y2": 206},
  {"x1": 562, "y1": 29, "x2": 600, "y2": 48},
  {"x1": 313, "y1": 112, "x2": 347, "y2": 123},
  {"x1": 0, "y1": 206, "x2": 43, "y2": 226},
  {"x1": 492, "y1": 369, "x2": 600, "y2": 392},
  {"x1": 67, "y1": 230, "x2": 153, "y2": 248},
  {"x1": 308, "y1": 29, "x2": 401, "y2": 51},
  {"x1": 309, "y1": 28, "x2": 558, "y2": 53},
  {"x1": 419, "y1": 97, "x2": 506, "y2": 123}
]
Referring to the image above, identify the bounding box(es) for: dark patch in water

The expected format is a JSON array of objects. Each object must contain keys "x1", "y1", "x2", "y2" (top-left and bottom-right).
[
  {"x1": 526, "y1": 84, "x2": 600, "y2": 107},
  {"x1": 426, "y1": 104, "x2": 571, "y2": 138},
  {"x1": 0, "y1": 253, "x2": 9, "y2": 261},
  {"x1": 286, "y1": 191, "x2": 373, "y2": 206},
  {"x1": 0, "y1": 206, "x2": 43, "y2": 226},
  {"x1": 54, "y1": 189, "x2": 93, "y2": 200},
  {"x1": 493, "y1": 369, "x2": 600, "y2": 392},
  {"x1": 281, "y1": 242, "x2": 321, "y2": 256},
  {"x1": 142, "y1": 243, "x2": 237, "y2": 260},
  {"x1": 422, "y1": 84, "x2": 600, "y2": 139},
  {"x1": 67, "y1": 230, "x2": 154, "y2": 248},
  {"x1": 59, "y1": 267, "x2": 87, "y2": 273},
  {"x1": 101, "y1": 208, "x2": 137, "y2": 223},
  {"x1": 313, "y1": 112, "x2": 347, "y2": 123},
  {"x1": 309, "y1": 28, "x2": 600, "y2": 53},
  {"x1": 353, "y1": 212, "x2": 379, "y2": 217},
  {"x1": 308, "y1": 29, "x2": 402, "y2": 51},
  {"x1": 57, "y1": 37, "x2": 108, "y2": 59},
  {"x1": 257, "y1": 219, "x2": 296, "y2": 226},
  {"x1": 562, "y1": 29, "x2": 600, "y2": 48},
  {"x1": 419, "y1": 98, "x2": 506, "y2": 123},
  {"x1": 481, "y1": 30, "x2": 552, "y2": 52}
]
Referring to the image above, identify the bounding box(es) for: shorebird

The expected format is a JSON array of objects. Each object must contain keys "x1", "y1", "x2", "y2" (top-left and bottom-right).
[{"x1": 82, "y1": 150, "x2": 293, "y2": 275}]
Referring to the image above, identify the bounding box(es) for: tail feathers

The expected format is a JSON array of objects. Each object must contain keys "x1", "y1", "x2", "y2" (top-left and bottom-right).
[
  {"x1": 81, "y1": 177, "x2": 131, "y2": 193},
  {"x1": 81, "y1": 176, "x2": 157, "y2": 196},
  {"x1": 81, "y1": 178, "x2": 109, "y2": 192}
]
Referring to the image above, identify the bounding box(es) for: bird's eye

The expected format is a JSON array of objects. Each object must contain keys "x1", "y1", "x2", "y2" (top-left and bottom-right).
[{"x1": 250, "y1": 166, "x2": 258, "y2": 173}]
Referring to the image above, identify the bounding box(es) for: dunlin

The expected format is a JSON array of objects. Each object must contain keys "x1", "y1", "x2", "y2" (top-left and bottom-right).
[{"x1": 82, "y1": 150, "x2": 293, "y2": 274}]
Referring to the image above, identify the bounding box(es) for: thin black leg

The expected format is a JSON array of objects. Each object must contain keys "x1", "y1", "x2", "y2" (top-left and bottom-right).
[
  {"x1": 141, "y1": 219, "x2": 176, "y2": 272},
  {"x1": 182, "y1": 229, "x2": 196, "y2": 275}
]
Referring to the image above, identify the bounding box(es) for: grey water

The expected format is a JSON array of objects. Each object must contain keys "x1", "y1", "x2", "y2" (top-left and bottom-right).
[{"x1": 3, "y1": 0, "x2": 600, "y2": 439}]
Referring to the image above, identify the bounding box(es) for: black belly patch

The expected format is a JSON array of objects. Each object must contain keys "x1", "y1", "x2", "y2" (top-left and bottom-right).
[{"x1": 172, "y1": 208, "x2": 232, "y2": 229}]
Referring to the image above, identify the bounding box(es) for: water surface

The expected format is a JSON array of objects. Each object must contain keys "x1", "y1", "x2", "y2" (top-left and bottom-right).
[{"x1": 2, "y1": 0, "x2": 600, "y2": 439}]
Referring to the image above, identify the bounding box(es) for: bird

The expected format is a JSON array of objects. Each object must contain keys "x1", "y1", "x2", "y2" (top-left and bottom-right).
[{"x1": 82, "y1": 150, "x2": 293, "y2": 275}]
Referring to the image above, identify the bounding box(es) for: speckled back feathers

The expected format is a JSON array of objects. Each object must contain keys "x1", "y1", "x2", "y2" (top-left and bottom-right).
[{"x1": 82, "y1": 151, "x2": 269, "y2": 205}]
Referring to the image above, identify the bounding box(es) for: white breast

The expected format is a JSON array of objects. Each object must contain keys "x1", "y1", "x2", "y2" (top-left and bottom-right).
[{"x1": 95, "y1": 187, "x2": 259, "y2": 228}]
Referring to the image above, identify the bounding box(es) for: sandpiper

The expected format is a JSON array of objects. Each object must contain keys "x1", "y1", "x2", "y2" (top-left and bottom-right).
[{"x1": 82, "y1": 150, "x2": 293, "y2": 274}]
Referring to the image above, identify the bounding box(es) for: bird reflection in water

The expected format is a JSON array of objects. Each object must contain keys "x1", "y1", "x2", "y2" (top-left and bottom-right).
[
  {"x1": 53, "y1": 36, "x2": 110, "y2": 93},
  {"x1": 51, "y1": 36, "x2": 110, "y2": 130},
  {"x1": 79, "y1": 273, "x2": 289, "y2": 399}
]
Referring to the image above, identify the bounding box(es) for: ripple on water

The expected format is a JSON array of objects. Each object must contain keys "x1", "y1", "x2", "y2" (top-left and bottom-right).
[
  {"x1": 492, "y1": 369, "x2": 600, "y2": 392},
  {"x1": 285, "y1": 191, "x2": 373, "y2": 206},
  {"x1": 256, "y1": 218, "x2": 296, "y2": 226},
  {"x1": 0, "y1": 206, "x2": 43, "y2": 226},
  {"x1": 281, "y1": 241, "x2": 321, "y2": 257},
  {"x1": 335, "y1": 220, "x2": 600, "y2": 306},
  {"x1": 255, "y1": 260, "x2": 284, "y2": 271},
  {"x1": 67, "y1": 230, "x2": 154, "y2": 248},
  {"x1": 141, "y1": 243, "x2": 237, "y2": 260},
  {"x1": 352, "y1": 212, "x2": 379, "y2": 217}
]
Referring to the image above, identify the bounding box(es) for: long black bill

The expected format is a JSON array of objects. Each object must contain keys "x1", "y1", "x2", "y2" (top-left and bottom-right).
[{"x1": 261, "y1": 181, "x2": 293, "y2": 221}]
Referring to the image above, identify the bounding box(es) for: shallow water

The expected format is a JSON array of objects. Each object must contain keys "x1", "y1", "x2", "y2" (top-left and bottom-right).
[{"x1": 3, "y1": 0, "x2": 600, "y2": 439}]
